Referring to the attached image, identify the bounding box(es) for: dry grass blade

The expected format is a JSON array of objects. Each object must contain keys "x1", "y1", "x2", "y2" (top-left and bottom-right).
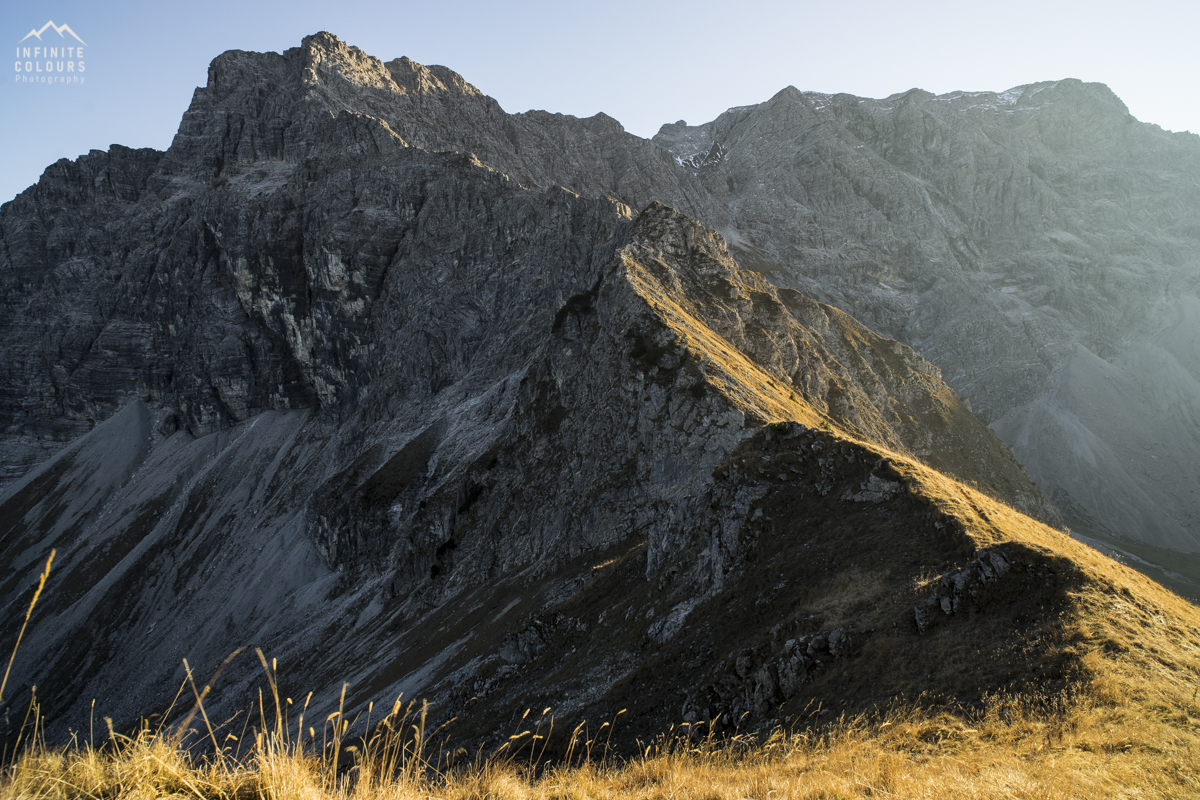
[
  {"x1": 0, "y1": 550, "x2": 54, "y2": 709},
  {"x1": 182, "y1": 659, "x2": 221, "y2": 758}
]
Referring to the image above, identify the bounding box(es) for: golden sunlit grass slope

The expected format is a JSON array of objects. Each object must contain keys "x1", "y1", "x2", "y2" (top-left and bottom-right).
[
  {"x1": 544, "y1": 417, "x2": 1200, "y2": 789},
  {"x1": 2, "y1": 636, "x2": 1197, "y2": 800},
  {"x1": 894, "y1": 436, "x2": 1200, "y2": 721},
  {"x1": 617, "y1": 202, "x2": 1197, "y2": 723}
]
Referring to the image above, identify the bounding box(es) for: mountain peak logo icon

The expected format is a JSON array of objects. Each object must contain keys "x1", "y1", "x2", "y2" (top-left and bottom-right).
[{"x1": 19, "y1": 21, "x2": 86, "y2": 46}]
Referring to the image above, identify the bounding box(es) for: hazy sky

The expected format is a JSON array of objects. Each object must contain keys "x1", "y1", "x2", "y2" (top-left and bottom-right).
[{"x1": 2, "y1": 0, "x2": 1196, "y2": 203}]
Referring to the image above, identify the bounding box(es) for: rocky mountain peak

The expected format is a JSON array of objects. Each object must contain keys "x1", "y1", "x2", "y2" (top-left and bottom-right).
[
  {"x1": 300, "y1": 30, "x2": 397, "y2": 91},
  {"x1": 201, "y1": 44, "x2": 292, "y2": 98},
  {"x1": 628, "y1": 200, "x2": 734, "y2": 267},
  {"x1": 654, "y1": 119, "x2": 689, "y2": 138},
  {"x1": 1042, "y1": 77, "x2": 1129, "y2": 111},
  {"x1": 384, "y1": 55, "x2": 483, "y2": 97},
  {"x1": 771, "y1": 85, "x2": 804, "y2": 102},
  {"x1": 296, "y1": 31, "x2": 484, "y2": 100}
]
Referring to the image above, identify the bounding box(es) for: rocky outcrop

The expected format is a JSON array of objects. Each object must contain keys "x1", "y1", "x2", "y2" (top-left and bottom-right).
[{"x1": 914, "y1": 547, "x2": 1015, "y2": 634}]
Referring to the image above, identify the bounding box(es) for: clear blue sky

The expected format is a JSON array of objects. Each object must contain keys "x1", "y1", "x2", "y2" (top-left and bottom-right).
[{"x1": 2, "y1": 0, "x2": 1196, "y2": 204}]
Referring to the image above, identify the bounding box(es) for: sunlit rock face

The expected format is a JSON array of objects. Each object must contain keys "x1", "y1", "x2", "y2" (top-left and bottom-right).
[{"x1": 0, "y1": 31, "x2": 1195, "y2": 750}]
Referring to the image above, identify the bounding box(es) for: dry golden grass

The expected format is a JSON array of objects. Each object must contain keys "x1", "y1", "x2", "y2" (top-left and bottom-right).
[
  {"x1": 3, "y1": 685, "x2": 1198, "y2": 800},
  {"x1": 621, "y1": 251, "x2": 831, "y2": 430},
  {"x1": 5, "y1": 591, "x2": 1200, "y2": 800}
]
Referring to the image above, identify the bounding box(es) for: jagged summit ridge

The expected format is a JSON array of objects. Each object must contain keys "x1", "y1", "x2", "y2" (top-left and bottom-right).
[{"x1": 298, "y1": 31, "x2": 483, "y2": 97}]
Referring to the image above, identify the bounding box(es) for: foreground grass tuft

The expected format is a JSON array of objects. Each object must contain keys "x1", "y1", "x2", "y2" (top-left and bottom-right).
[{"x1": 3, "y1": 679, "x2": 1198, "y2": 800}]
